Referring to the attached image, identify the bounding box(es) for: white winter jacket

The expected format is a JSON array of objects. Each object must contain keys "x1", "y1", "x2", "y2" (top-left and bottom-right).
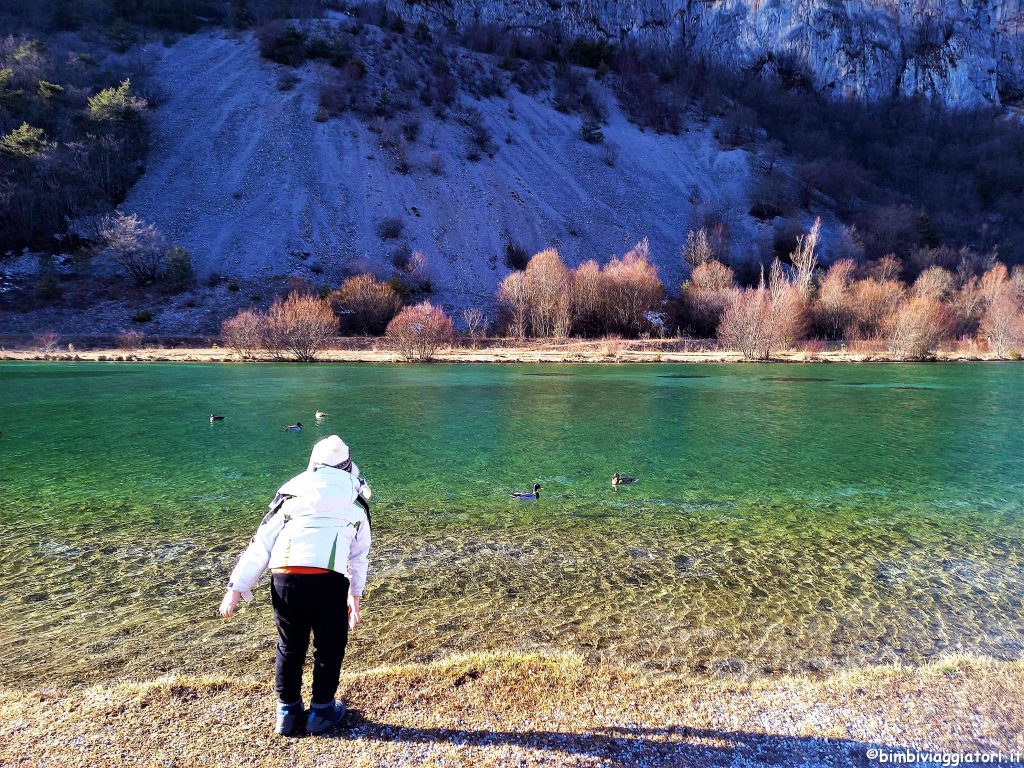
[{"x1": 227, "y1": 466, "x2": 371, "y2": 600}]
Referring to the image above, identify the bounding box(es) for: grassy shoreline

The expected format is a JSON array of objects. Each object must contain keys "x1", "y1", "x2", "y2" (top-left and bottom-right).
[
  {"x1": 0, "y1": 337, "x2": 1011, "y2": 364},
  {"x1": 3, "y1": 652, "x2": 1021, "y2": 767}
]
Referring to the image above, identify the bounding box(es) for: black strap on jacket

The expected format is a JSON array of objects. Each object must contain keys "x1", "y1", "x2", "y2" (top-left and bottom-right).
[{"x1": 356, "y1": 495, "x2": 371, "y2": 530}]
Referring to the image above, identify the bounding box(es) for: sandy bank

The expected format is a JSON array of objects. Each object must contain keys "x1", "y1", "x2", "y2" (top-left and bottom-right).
[
  {"x1": 2, "y1": 652, "x2": 1020, "y2": 767},
  {"x1": 0, "y1": 337, "x2": 1009, "y2": 364}
]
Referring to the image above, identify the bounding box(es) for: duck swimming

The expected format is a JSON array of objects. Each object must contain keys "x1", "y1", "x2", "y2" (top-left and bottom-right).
[
  {"x1": 315, "y1": 410, "x2": 328, "y2": 420},
  {"x1": 511, "y1": 483, "x2": 543, "y2": 500},
  {"x1": 612, "y1": 472, "x2": 638, "y2": 486},
  {"x1": 210, "y1": 414, "x2": 225, "y2": 422},
  {"x1": 284, "y1": 422, "x2": 303, "y2": 432}
]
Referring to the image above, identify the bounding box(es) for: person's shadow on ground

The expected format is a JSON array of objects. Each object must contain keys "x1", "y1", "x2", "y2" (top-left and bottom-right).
[{"x1": 317, "y1": 708, "x2": 900, "y2": 767}]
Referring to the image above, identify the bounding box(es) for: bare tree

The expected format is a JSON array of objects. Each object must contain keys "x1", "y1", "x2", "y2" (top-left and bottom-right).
[
  {"x1": 33, "y1": 330, "x2": 60, "y2": 353},
  {"x1": 682, "y1": 259, "x2": 735, "y2": 336},
  {"x1": 911, "y1": 266, "x2": 955, "y2": 301},
  {"x1": 682, "y1": 227, "x2": 715, "y2": 267},
  {"x1": 766, "y1": 259, "x2": 808, "y2": 351},
  {"x1": 868, "y1": 254, "x2": 903, "y2": 283},
  {"x1": 789, "y1": 217, "x2": 820, "y2": 295},
  {"x1": 812, "y1": 259, "x2": 857, "y2": 339},
  {"x1": 461, "y1": 307, "x2": 490, "y2": 347},
  {"x1": 99, "y1": 211, "x2": 163, "y2": 285},
  {"x1": 386, "y1": 301, "x2": 454, "y2": 361},
  {"x1": 717, "y1": 288, "x2": 770, "y2": 360},
  {"x1": 570, "y1": 259, "x2": 605, "y2": 337},
  {"x1": 979, "y1": 285, "x2": 1024, "y2": 358},
  {"x1": 847, "y1": 277, "x2": 905, "y2": 340},
  {"x1": 498, "y1": 270, "x2": 530, "y2": 339},
  {"x1": 889, "y1": 296, "x2": 953, "y2": 359},
  {"x1": 265, "y1": 293, "x2": 337, "y2": 362},
  {"x1": 117, "y1": 330, "x2": 146, "y2": 352},
  {"x1": 221, "y1": 309, "x2": 267, "y2": 359},
  {"x1": 602, "y1": 238, "x2": 664, "y2": 336},
  {"x1": 524, "y1": 248, "x2": 572, "y2": 338},
  {"x1": 717, "y1": 260, "x2": 806, "y2": 359}
]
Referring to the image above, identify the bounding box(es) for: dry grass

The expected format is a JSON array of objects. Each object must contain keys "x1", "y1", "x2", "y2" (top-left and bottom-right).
[{"x1": 2, "y1": 652, "x2": 1021, "y2": 767}]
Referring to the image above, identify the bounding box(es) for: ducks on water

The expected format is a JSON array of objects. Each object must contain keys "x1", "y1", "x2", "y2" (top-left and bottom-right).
[
  {"x1": 612, "y1": 472, "x2": 638, "y2": 487},
  {"x1": 511, "y1": 483, "x2": 543, "y2": 500},
  {"x1": 284, "y1": 422, "x2": 303, "y2": 432},
  {"x1": 210, "y1": 414, "x2": 225, "y2": 422},
  {"x1": 315, "y1": 410, "x2": 328, "y2": 420}
]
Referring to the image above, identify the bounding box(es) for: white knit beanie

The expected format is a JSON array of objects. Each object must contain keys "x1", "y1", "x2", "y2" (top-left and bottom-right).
[{"x1": 307, "y1": 435, "x2": 350, "y2": 471}]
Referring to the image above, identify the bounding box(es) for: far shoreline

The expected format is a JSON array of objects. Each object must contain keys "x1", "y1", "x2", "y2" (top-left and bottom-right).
[{"x1": 0, "y1": 336, "x2": 1015, "y2": 364}]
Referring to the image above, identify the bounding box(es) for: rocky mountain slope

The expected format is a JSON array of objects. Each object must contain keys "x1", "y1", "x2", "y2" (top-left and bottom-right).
[
  {"x1": 119, "y1": 28, "x2": 771, "y2": 311},
  {"x1": 366, "y1": 0, "x2": 1024, "y2": 108}
]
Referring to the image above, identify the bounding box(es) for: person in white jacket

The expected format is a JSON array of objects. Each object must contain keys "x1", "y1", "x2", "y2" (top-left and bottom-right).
[{"x1": 218, "y1": 435, "x2": 372, "y2": 736}]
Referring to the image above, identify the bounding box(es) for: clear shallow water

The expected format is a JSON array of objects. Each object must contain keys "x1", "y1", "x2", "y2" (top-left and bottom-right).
[{"x1": 0, "y1": 361, "x2": 1022, "y2": 686}]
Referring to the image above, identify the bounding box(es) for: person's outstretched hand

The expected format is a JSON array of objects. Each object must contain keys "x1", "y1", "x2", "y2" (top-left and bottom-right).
[
  {"x1": 348, "y1": 595, "x2": 361, "y2": 631},
  {"x1": 219, "y1": 589, "x2": 241, "y2": 619}
]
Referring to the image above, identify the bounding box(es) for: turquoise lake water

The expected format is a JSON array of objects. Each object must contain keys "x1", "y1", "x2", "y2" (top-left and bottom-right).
[{"x1": 0, "y1": 361, "x2": 1021, "y2": 685}]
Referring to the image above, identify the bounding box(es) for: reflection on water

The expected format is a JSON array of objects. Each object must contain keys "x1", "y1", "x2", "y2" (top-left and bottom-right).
[{"x1": 0, "y1": 361, "x2": 1022, "y2": 686}]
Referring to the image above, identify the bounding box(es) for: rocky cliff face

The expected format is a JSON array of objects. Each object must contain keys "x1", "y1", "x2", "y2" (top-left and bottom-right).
[{"x1": 374, "y1": 0, "x2": 1023, "y2": 108}]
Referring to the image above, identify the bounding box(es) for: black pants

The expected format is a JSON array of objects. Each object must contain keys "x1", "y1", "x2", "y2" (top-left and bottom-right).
[{"x1": 270, "y1": 571, "x2": 349, "y2": 705}]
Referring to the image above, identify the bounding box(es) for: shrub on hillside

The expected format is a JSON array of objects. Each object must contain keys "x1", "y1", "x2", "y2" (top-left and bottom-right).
[
  {"x1": 580, "y1": 116, "x2": 604, "y2": 144},
  {"x1": 332, "y1": 273, "x2": 403, "y2": 335},
  {"x1": 0, "y1": 122, "x2": 49, "y2": 156},
  {"x1": 750, "y1": 175, "x2": 798, "y2": 223},
  {"x1": 461, "y1": 107, "x2": 493, "y2": 158},
  {"x1": 377, "y1": 216, "x2": 404, "y2": 240},
  {"x1": 386, "y1": 301, "x2": 454, "y2": 361},
  {"x1": 795, "y1": 157, "x2": 866, "y2": 206},
  {"x1": 616, "y1": 62, "x2": 683, "y2": 134},
  {"x1": 162, "y1": 246, "x2": 194, "y2": 293},
  {"x1": 98, "y1": 211, "x2": 163, "y2": 286},
  {"x1": 856, "y1": 205, "x2": 922, "y2": 261},
  {"x1": 258, "y1": 22, "x2": 308, "y2": 66},
  {"x1": 391, "y1": 249, "x2": 432, "y2": 294},
  {"x1": 504, "y1": 241, "x2": 530, "y2": 271},
  {"x1": 88, "y1": 79, "x2": 146, "y2": 123}
]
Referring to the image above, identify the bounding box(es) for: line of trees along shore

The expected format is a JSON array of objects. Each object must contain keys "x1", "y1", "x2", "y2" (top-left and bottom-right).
[{"x1": 222, "y1": 220, "x2": 1024, "y2": 362}]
